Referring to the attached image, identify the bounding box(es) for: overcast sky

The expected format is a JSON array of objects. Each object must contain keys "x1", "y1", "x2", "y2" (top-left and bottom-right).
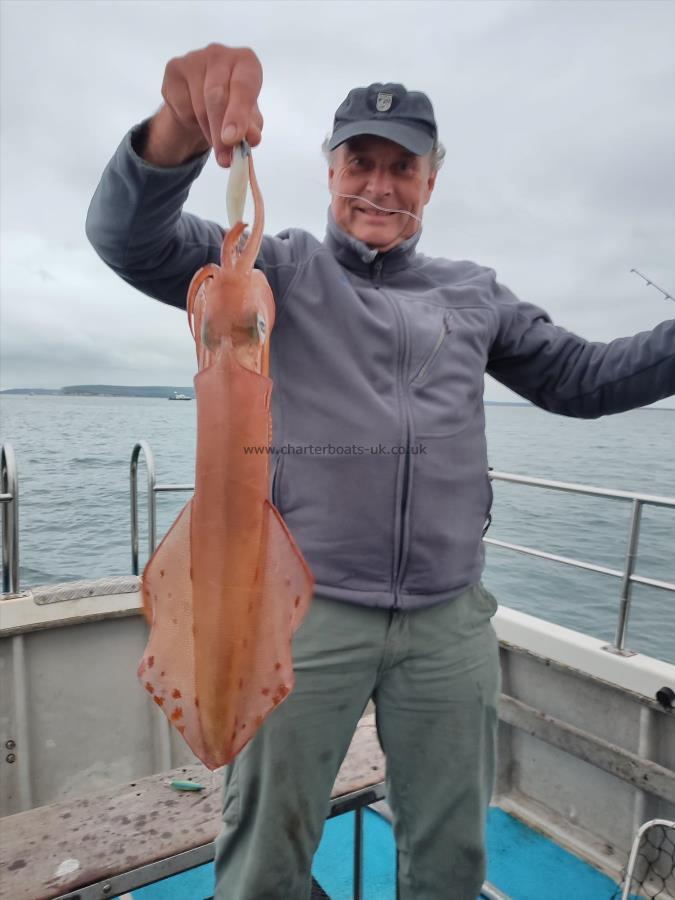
[{"x1": 1, "y1": 0, "x2": 674, "y2": 405}]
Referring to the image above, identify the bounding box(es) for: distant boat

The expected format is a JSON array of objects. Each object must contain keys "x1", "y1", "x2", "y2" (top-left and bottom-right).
[{"x1": 168, "y1": 392, "x2": 192, "y2": 401}]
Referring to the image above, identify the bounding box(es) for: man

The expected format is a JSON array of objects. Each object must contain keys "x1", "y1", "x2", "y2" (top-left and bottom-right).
[{"x1": 86, "y1": 45, "x2": 675, "y2": 900}]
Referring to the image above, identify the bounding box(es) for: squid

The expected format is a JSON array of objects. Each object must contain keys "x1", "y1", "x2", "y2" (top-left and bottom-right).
[{"x1": 138, "y1": 143, "x2": 315, "y2": 769}]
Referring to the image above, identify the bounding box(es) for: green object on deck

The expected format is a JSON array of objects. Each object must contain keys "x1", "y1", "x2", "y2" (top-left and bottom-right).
[{"x1": 170, "y1": 779, "x2": 205, "y2": 792}]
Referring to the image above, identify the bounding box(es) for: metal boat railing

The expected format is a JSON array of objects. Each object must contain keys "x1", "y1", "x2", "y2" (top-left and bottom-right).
[
  {"x1": 130, "y1": 441, "x2": 193, "y2": 576},
  {"x1": 485, "y1": 471, "x2": 675, "y2": 655},
  {"x1": 128, "y1": 444, "x2": 675, "y2": 656},
  {"x1": 0, "y1": 443, "x2": 19, "y2": 595},
  {"x1": 1, "y1": 441, "x2": 673, "y2": 657}
]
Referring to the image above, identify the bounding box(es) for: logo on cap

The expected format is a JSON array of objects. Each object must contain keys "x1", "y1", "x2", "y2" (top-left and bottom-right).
[{"x1": 376, "y1": 92, "x2": 393, "y2": 112}]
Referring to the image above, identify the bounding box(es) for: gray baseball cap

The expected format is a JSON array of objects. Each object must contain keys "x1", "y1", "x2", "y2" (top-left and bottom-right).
[{"x1": 327, "y1": 83, "x2": 437, "y2": 156}]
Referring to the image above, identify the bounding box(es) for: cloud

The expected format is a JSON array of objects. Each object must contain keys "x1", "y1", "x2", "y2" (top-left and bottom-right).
[{"x1": 1, "y1": 0, "x2": 673, "y2": 407}]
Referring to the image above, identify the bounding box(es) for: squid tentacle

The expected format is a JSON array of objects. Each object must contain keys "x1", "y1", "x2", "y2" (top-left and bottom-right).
[{"x1": 238, "y1": 154, "x2": 264, "y2": 274}]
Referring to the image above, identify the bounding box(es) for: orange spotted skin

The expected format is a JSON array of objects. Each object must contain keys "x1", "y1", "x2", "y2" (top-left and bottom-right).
[{"x1": 138, "y1": 152, "x2": 314, "y2": 769}]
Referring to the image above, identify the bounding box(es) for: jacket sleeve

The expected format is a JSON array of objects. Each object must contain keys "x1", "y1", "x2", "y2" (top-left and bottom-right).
[
  {"x1": 486, "y1": 271, "x2": 675, "y2": 417},
  {"x1": 85, "y1": 119, "x2": 298, "y2": 310}
]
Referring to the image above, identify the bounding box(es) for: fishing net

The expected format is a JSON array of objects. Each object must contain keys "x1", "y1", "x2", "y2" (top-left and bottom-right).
[{"x1": 618, "y1": 819, "x2": 675, "y2": 899}]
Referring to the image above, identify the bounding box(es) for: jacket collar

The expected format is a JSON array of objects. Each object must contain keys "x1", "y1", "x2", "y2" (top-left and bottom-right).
[{"x1": 323, "y1": 207, "x2": 422, "y2": 276}]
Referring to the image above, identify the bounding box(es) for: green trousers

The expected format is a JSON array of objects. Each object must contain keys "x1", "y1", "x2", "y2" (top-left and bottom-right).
[{"x1": 214, "y1": 583, "x2": 501, "y2": 900}]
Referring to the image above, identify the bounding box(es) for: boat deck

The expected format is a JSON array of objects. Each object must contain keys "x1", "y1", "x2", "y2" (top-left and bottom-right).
[
  {"x1": 114, "y1": 806, "x2": 624, "y2": 899},
  {"x1": 3, "y1": 581, "x2": 673, "y2": 899}
]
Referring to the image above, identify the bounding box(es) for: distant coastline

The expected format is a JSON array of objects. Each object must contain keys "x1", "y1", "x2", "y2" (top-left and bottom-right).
[
  {"x1": 1, "y1": 385, "x2": 529, "y2": 404},
  {"x1": 0, "y1": 387, "x2": 672, "y2": 410},
  {"x1": 0, "y1": 385, "x2": 195, "y2": 399}
]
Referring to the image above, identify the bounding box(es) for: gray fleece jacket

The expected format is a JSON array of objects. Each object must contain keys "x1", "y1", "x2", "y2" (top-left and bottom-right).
[{"x1": 86, "y1": 121, "x2": 675, "y2": 610}]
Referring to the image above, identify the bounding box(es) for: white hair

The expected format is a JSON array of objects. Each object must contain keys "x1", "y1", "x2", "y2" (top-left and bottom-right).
[{"x1": 321, "y1": 134, "x2": 446, "y2": 173}]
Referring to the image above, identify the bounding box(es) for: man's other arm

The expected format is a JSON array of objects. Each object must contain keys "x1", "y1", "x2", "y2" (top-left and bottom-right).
[{"x1": 486, "y1": 272, "x2": 675, "y2": 417}]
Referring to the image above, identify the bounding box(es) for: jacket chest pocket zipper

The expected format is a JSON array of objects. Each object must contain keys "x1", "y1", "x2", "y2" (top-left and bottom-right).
[{"x1": 410, "y1": 313, "x2": 454, "y2": 384}]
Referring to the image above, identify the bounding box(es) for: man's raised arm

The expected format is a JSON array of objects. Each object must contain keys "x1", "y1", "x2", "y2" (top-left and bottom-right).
[{"x1": 85, "y1": 45, "x2": 265, "y2": 309}]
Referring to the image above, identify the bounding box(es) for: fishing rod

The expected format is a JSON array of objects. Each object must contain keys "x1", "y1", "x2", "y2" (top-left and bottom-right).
[{"x1": 630, "y1": 268, "x2": 674, "y2": 303}]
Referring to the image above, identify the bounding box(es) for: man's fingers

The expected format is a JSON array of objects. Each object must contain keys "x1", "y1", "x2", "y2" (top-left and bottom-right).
[
  {"x1": 217, "y1": 148, "x2": 233, "y2": 168},
  {"x1": 159, "y1": 45, "x2": 263, "y2": 168},
  {"x1": 245, "y1": 104, "x2": 264, "y2": 147},
  {"x1": 186, "y1": 74, "x2": 213, "y2": 149},
  {"x1": 245, "y1": 122, "x2": 262, "y2": 148},
  {"x1": 164, "y1": 56, "x2": 212, "y2": 148},
  {"x1": 203, "y1": 68, "x2": 232, "y2": 160},
  {"x1": 162, "y1": 60, "x2": 199, "y2": 132},
  {"x1": 221, "y1": 51, "x2": 263, "y2": 145}
]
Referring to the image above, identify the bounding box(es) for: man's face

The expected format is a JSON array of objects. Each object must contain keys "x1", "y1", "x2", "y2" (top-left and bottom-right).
[{"x1": 328, "y1": 135, "x2": 437, "y2": 252}]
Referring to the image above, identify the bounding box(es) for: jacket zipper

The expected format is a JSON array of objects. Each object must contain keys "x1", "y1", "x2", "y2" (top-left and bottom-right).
[
  {"x1": 373, "y1": 257, "x2": 412, "y2": 609},
  {"x1": 410, "y1": 312, "x2": 453, "y2": 384},
  {"x1": 271, "y1": 454, "x2": 284, "y2": 509},
  {"x1": 395, "y1": 426, "x2": 411, "y2": 608}
]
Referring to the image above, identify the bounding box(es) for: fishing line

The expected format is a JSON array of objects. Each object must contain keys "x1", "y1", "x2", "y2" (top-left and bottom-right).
[
  {"x1": 329, "y1": 189, "x2": 422, "y2": 223},
  {"x1": 300, "y1": 164, "x2": 424, "y2": 224}
]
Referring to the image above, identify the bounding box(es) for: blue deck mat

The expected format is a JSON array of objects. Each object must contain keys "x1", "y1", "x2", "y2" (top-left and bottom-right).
[{"x1": 119, "y1": 806, "x2": 625, "y2": 898}]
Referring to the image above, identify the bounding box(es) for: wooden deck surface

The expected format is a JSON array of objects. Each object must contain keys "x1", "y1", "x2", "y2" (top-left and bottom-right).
[{"x1": 0, "y1": 715, "x2": 384, "y2": 900}]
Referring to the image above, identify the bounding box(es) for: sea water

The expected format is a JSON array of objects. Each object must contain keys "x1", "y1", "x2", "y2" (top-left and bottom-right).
[{"x1": 1, "y1": 396, "x2": 673, "y2": 663}]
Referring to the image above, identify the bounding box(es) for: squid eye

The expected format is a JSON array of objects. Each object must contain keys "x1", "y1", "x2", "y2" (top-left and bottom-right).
[{"x1": 256, "y1": 313, "x2": 267, "y2": 342}]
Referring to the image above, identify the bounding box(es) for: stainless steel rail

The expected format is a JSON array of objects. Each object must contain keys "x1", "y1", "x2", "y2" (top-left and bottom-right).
[
  {"x1": 1, "y1": 443, "x2": 19, "y2": 595},
  {"x1": 486, "y1": 470, "x2": 675, "y2": 655},
  {"x1": 130, "y1": 441, "x2": 193, "y2": 575}
]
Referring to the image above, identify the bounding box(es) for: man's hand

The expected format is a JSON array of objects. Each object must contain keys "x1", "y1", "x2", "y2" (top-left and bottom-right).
[{"x1": 141, "y1": 44, "x2": 264, "y2": 168}]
